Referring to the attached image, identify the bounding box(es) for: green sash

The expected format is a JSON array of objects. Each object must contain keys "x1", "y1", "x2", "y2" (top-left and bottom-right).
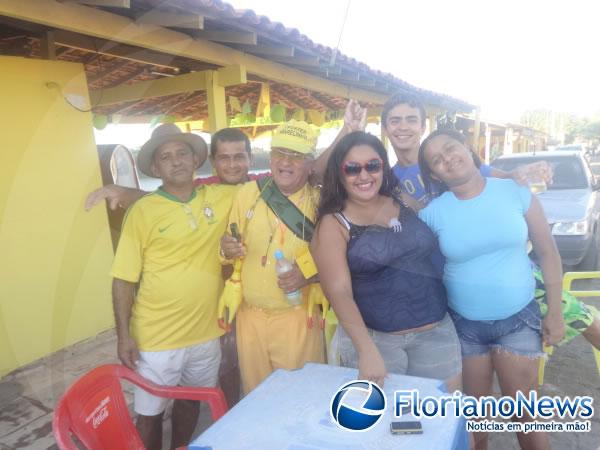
[{"x1": 257, "y1": 176, "x2": 315, "y2": 242}]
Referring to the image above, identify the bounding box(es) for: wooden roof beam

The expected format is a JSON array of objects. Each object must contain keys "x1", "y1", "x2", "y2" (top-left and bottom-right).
[
  {"x1": 106, "y1": 66, "x2": 149, "y2": 88},
  {"x1": 39, "y1": 30, "x2": 56, "y2": 59},
  {"x1": 329, "y1": 73, "x2": 378, "y2": 89},
  {"x1": 89, "y1": 64, "x2": 246, "y2": 106},
  {"x1": 377, "y1": 80, "x2": 389, "y2": 90},
  {"x1": 53, "y1": 30, "x2": 179, "y2": 69},
  {"x1": 233, "y1": 43, "x2": 295, "y2": 58},
  {"x1": 194, "y1": 30, "x2": 256, "y2": 45},
  {"x1": 87, "y1": 59, "x2": 132, "y2": 84},
  {"x1": 272, "y1": 55, "x2": 320, "y2": 67},
  {"x1": 0, "y1": 0, "x2": 388, "y2": 105},
  {"x1": 89, "y1": 71, "x2": 203, "y2": 106},
  {"x1": 136, "y1": 10, "x2": 204, "y2": 30},
  {"x1": 304, "y1": 66, "x2": 342, "y2": 77},
  {"x1": 321, "y1": 65, "x2": 342, "y2": 75},
  {"x1": 310, "y1": 92, "x2": 343, "y2": 111},
  {"x1": 217, "y1": 64, "x2": 247, "y2": 87},
  {"x1": 64, "y1": 0, "x2": 130, "y2": 7},
  {"x1": 328, "y1": 72, "x2": 360, "y2": 83}
]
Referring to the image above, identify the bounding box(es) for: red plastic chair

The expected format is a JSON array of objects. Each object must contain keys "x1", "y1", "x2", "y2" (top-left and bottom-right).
[{"x1": 53, "y1": 364, "x2": 228, "y2": 450}]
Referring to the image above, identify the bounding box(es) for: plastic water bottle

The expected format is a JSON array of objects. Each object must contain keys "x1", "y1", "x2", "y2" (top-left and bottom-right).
[{"x1": 274, "y1": 250, "x2": 303, "y2": 305}]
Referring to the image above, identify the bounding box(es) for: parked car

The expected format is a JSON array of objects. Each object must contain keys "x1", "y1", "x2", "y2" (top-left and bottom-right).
[{"x1": 492, "y1": 151, "x2": 600, "y2": 269}]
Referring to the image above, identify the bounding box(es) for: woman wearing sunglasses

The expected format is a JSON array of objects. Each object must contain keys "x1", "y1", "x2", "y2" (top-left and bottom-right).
[
  {"x1": 311, "y1": 131, "x2": 462, "y2": 390},
  {"x1": 417, "y1": 129, "x2": 564, "y2": 450}
]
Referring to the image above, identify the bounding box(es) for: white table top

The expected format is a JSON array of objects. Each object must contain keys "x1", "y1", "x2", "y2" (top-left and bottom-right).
[{"x1": 191, "y1": 363, "x2": 468, "y2": 450}]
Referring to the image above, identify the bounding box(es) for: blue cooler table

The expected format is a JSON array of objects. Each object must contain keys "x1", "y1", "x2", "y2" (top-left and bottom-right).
[{"x1": 191, "y1": 363, "x2": 469, "y2": 450}]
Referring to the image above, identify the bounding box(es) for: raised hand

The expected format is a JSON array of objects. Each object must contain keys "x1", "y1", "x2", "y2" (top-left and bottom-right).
[{"x1": 344, "y1": 99, "x2": 368, "y2": 132}]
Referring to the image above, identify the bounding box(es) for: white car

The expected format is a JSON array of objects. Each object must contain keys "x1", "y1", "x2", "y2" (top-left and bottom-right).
[
  {"x1": 492, "y1": 151, "x2": 600, "y2": 269},
  {"x1": 555, "y1": 144, "x2": 592, "y2": 159}
]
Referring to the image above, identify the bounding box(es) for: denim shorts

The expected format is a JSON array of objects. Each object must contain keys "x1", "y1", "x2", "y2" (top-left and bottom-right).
[
  {"x1": 337, "y1": 314, "x2": 462, "y2": 380},
  {"x1": 449, "y1": 300, "x2": 544, "y2": 359}
]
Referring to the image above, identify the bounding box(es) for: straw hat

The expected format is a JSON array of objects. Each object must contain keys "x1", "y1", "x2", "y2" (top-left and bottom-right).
[{"x1": 137, "y1": 124, "x2": 208, "y2": 177}]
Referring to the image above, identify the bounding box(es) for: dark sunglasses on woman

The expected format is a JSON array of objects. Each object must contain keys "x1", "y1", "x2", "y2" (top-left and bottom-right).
[{"x1": 342, "y1": 158, "x2": 383, "y2": 176}]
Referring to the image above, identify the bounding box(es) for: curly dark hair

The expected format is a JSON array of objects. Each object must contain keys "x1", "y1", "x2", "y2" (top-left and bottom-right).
[
  {"x1": 317, "y1": 131, "x2": 399, "y2": 220},
  {"x1": 418, "y1": 129, "x2": 482, "y2": 196}
]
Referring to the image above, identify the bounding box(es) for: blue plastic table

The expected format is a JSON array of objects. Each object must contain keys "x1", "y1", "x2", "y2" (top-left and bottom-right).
[{"x1": 191, "y1": 363, "x2": 469, "y2": 450}]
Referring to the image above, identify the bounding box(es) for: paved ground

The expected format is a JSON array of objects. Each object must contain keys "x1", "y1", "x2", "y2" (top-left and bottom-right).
[
  {"x1": 1, "y1": 280, "x2": 599, "y2": 449},
  {"x1": 1, "y1": 300, "x2": 599, "y2": 450},
  {"x1": 0, "y1": 330, "x2": 213, "y2": 450}
]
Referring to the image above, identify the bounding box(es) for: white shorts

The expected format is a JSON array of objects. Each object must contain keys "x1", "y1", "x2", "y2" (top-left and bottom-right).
[{"x1": 134, "y1": 338, "x2": 221, "y2": 416}]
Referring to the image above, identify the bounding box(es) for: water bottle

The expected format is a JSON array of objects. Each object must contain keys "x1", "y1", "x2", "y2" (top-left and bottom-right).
[{"x1": 274, "y1": 250, "x2": 303, "y2": 305}]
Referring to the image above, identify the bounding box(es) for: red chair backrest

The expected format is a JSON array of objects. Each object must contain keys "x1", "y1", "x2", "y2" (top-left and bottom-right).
[{"x1": 53, "y1": 365, "x2": 146, "y2": 450}]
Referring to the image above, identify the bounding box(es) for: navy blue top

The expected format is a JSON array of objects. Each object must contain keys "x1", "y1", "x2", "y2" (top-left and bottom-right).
[{"x1": 338, "y1": 203, "x2": 447, "y2": 333}]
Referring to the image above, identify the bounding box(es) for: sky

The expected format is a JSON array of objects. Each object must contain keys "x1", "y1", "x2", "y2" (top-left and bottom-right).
[{"x1": 224, "y1": 0, "x2": 600, "y2": 122}]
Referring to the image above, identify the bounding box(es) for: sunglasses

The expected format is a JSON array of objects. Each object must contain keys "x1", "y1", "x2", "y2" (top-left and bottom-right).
[
  {"x1": 271, "y1": 148, "x2": 308, "y2": 162},
  {"x1": 342, "y1": 158, "x2": 383, "y2": 176}
]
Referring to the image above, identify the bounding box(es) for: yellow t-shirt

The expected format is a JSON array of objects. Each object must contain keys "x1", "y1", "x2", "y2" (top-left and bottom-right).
[
  {"x1": 111, "y1": 184, "x2": 237, "y2": 351},
  {"x1": 228, "y1": 180, "x2": 319, "y2": 309}
]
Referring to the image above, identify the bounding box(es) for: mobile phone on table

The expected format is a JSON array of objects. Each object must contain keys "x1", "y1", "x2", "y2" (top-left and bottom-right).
[
  {"x1": 230, "y1": 223, "x2": 241, "y2": 241},
  {"x1": 390, "y1": 421, "x2": 423, "y2": 435}
]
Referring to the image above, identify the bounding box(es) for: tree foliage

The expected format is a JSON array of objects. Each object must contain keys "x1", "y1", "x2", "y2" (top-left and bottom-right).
[{"x1": 520, "y1": 109, "x2": 600, "y2": 144}]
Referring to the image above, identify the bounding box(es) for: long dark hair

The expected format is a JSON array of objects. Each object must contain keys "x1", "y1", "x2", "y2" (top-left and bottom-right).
[
  {"x1": 418, "y1": 129, "x2": 482, "y2": 197},
  {"x1": 317, "y1": 131, "x2": 399, "y2": 219}
]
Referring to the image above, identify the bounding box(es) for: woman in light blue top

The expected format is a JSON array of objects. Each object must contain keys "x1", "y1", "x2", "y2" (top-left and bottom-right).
[{"x1": 417, "y1": 129, "x2": 564, "y2": 450}]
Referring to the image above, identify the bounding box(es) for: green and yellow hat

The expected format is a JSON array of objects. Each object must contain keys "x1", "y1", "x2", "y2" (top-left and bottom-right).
[{"x1": 271, "y1": 120, "x2": 319, "y2": 155}]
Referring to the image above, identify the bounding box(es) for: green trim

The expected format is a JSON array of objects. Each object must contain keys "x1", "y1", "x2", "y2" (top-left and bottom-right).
[
  {"x1": 156, "y1": 186, "x2": 198, "y2": 203},
  {"x1": 256, "y1": 176, "x2": 315, "y2": 242}
]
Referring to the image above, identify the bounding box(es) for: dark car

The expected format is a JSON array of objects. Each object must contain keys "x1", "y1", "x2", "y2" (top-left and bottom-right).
[{"x1": 492, "y1": 151, "x2": 600, "y2": 269}]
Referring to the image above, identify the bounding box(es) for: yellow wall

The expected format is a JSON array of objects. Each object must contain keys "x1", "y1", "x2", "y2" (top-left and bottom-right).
[{"x1": 0, "y1": 57, "x2": 114, "y2": 376}]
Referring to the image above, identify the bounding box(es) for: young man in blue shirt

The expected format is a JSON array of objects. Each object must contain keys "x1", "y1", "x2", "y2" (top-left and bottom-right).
[{"x1": 379, "y1": 93, "x2": 547, "y2": 205}]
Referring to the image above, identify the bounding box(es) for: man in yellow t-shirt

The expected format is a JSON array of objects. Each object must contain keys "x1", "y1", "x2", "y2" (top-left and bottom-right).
[
  {"x1": 111, "y1": 123, "x2": 235, "y2": 450},
  {"x1": 220, "y1": 121, "x2": 327, "y2": 394}
]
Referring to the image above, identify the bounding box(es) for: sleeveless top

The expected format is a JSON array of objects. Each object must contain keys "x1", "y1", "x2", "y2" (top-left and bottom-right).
[{"x1": 336, "y1": 202, "x2": 447, "y2": 333}]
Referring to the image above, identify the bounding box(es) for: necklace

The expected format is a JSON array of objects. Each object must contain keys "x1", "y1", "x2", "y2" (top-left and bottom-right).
[
  {"x1": 261, "y1": 210, "x2": 287, "y2": 266},
  {"x1": 182, "y1": 204, "x2": 199, "y2": 230}
]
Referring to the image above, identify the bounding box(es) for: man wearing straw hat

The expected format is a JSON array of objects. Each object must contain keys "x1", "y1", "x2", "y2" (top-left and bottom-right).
[
  {"x1": 111, "y1": 124, "x2": 236, "y2": 450},
  {"x1": 220, "y1": 120, "x2": 328, "y2": 394}
]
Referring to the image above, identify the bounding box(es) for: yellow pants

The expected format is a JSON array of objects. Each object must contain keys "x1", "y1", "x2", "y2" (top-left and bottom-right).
[{"x1": 236, "y1": 302, "x2": 325, "y2": 394}]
